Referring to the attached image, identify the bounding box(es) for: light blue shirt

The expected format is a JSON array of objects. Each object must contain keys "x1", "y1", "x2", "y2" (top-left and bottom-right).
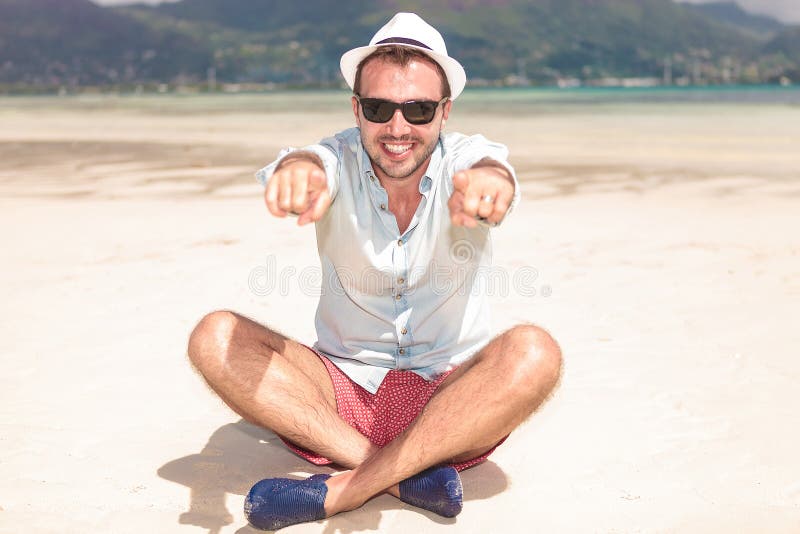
[{"x1": 256, "y1": 127, "x2": 520, "y2": 394}]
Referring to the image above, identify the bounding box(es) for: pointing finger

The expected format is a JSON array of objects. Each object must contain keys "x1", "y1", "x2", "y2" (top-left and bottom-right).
[
  {"x1": 291, "y1": 174, "x2": 309, "y2": 214},
  {"x1": 277, "y1": 172, "x2": 293, "y2": 213},
  {"x1": 452, "y1": 171, "x2": 470, "y2": 194},
  {"x1": 308, "y1": 168, "x2": 327, "y2": 191},
  {"x1": 265, "y1": 173, "x2": 286, "y2": 217}
]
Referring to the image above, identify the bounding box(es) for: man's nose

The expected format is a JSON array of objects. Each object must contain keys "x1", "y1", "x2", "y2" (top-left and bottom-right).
[{"x1": 386, "y1": 108, "x2": 411, "y2": 136}]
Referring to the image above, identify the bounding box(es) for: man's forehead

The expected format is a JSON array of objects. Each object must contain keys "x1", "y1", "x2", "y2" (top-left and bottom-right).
[
  {"x1": 359, "y1": 57, "x2": 444, "y2": 98},
  {"x1": 360, "y1": 55, "x2": 441, "y2": 77}
]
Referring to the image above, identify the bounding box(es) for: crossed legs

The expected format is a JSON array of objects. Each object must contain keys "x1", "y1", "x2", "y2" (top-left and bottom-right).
[{"x1": 187, "y1": 310, "x2": 562, "y2": 518}]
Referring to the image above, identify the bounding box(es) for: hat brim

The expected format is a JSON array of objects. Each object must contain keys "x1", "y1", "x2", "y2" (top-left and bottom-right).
[{"x1": 340, "y1": 44, "x2": 466, "y2": 100}]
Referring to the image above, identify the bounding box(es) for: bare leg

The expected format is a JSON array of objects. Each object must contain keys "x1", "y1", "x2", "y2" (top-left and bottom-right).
[
  {"x1": 323, "y1": 324, "x2": 563, "y2": 515},
  {"x1": 188, "y1": 311, "x2": 404, "y2": 497}
]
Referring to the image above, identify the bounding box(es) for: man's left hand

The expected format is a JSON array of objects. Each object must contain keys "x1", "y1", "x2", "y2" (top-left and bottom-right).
[{"x1": 448, "y1": 159, "x2": 515, "y2": 228}]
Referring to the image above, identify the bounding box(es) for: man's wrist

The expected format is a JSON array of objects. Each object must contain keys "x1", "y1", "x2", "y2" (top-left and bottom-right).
[{"x1": 274, "y1": 151, "x2": 325, "y2": 173}]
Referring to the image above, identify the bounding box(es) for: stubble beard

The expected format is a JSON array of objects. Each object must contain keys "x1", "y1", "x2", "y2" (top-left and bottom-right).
[{"x1": 362, "y1": 131, "x2": 440, "y2": 181}]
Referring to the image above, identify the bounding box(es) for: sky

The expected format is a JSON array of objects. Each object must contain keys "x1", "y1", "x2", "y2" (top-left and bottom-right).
[{"x1": 90, "y1": 0, "x2": 800, "y2": 24}]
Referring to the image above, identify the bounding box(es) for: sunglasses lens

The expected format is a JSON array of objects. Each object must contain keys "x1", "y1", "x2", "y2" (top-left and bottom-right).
[
  {"x1": 361, "y1": 99, "x2": 395, "y2": 123},
  {"x1": 404, "y1": 102, "x2": 436, "y2": 124}
]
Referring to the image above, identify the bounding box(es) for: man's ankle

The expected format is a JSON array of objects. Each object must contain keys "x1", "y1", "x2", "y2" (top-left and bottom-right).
[{"x1": 323, "y1": 471, "x2": 364, "y2": 516}]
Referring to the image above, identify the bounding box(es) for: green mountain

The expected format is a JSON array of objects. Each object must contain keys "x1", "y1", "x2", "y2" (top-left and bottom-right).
[
  {"x1": 117, "y1": 0, "x2": 379, "y2": 84},
  {"x1": 764, "y1": 25, "x2": 800, "y2": 81},
  {"x1": 0, "y1": 0, "x2": 211, "y2": 86},
  {"x1": 426, "y1": 0, "x2": 763, "y2": 80},
  {"x1": 766, "y1": 27, "x2": 800, "y2": 58},
  {"x1": 1, "y1": 0, "x2": 799, "y2": 89},
  {"x1": 133, "y1": 0, "x2": 780, "y2": 83},
  {"x1": 682, "y1": 2, "x2": 784, "y2": 39}
]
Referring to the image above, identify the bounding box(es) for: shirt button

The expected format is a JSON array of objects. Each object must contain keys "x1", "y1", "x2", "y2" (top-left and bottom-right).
[
  {"x1": 397, "y1": 239, "x2": 404, "y2": 246},
  {"x1": 401, "y1": 327, "x2": 408, "y2": 335},
  {"x1": 395, "y1": 294, "x2": 402, "y2": 301},
  {"x1": 380, "y1": 203, "x2": 386, "y2": 210},
  {"x1": 398, "y1": 277, "x2": 405, "y2": 284},
  {"x1": 399, "y1": 348, "x2": 405, "y2": 355}
]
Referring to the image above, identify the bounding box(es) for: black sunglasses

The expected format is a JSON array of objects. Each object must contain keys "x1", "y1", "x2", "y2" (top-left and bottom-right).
[{"x1": 356, "y1": 96, "x2": 449, "y2": 125}]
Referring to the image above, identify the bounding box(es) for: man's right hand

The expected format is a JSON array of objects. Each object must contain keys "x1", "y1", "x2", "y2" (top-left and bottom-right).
[{"x1": 264, "y1": 155, "x2": 332, "y2": 226}]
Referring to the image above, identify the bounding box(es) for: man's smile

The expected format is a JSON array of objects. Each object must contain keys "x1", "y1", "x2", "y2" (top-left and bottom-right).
[{"x1": 382, "y1": 142, "x2": 413, "y2": 156}]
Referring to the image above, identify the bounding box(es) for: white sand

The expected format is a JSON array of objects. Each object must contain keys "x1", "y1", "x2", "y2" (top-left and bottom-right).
[{"x1": 1, "y1": 96, "x2": 799, "y2": 533}]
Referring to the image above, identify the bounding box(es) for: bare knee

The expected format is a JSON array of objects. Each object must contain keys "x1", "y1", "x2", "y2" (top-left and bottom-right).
[
  {"x1": 502, "y1": 324, "x2": 563, "y2": 394},
  {"x1": 187, "y1": 310, "x2": 239, "y2": 370}
]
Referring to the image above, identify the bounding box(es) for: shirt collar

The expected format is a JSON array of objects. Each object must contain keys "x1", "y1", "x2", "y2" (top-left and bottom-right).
[{"x1": 420, "y1": 138, "x2": 443, "y2": 196}]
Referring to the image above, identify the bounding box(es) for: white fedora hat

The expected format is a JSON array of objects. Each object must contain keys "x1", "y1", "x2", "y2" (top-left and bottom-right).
[{"x1": 340, "y1": 12, "x2": 467, "y2": 100}]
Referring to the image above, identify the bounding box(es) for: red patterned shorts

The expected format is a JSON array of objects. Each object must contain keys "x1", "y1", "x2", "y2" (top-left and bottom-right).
[{"x1": 281, "y1": 350, "x2": 506, "y2": 471}]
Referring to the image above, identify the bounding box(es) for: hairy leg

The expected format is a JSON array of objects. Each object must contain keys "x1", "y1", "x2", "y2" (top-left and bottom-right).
[
  {"x1": 323, "y1": 324, "x2": 563, "y2": 515},
  {"x1": 187, "y1": 311, "x2": 381, "y2": 470}
]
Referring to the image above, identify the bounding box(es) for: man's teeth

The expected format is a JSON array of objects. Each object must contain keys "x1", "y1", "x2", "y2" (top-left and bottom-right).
[{"x1": 384, "y1": 143, "x2": 411, "y2": 154}]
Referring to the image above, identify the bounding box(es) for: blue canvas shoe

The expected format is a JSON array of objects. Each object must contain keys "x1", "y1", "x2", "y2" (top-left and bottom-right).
[
  {"x1": 244, "y1": 473, "x2": 330, "y2": 531},
  {"x1": 399, "y1": 465, "x2": 463, "y2": 517}
]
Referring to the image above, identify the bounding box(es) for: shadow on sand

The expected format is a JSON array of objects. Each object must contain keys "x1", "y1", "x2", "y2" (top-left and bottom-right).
[{"x1": 158, "y1": 419, "x2": 509, "y2": 533}]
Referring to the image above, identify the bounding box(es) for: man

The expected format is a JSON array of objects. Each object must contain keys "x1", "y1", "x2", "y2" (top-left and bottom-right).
[{"x1": 188, "y1": 12, "x2": 562, "y2": 530}]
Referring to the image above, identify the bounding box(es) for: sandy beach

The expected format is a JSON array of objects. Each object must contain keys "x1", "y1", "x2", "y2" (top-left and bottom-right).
[{"x1": 1, "y1": 92, "x2": 799, "y2": 533}]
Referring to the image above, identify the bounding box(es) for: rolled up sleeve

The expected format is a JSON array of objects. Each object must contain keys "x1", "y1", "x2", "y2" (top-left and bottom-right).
[
  {"x1": 444, "y1": 133, "x2": 521, "y2": 219},
  {"x1": 255, "y1": 135, "x2": 342, "y2": 199}
]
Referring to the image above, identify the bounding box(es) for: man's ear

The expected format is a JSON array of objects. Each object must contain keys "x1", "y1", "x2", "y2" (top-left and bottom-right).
[
  {"x1": 441, "y1": 99, "x2": 452, "y2": 128},
  {"x1": 352, "y1": 96, "x2": 361, "y2": 126}
]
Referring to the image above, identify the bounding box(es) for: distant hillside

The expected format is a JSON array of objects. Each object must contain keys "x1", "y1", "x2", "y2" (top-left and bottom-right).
[
  {"x1": 136, "y1": 0, "x2": 773, "y2": 83},
  {"x1": 155, "y1": 0, "x2": 375, "y2": 33},
  {"x1": 119, "y1": 0, "x2": 379, "y2": 84},
  {"x1": 0, "y1": 0, "x2": 211, "y2": 86},
  {"x1": 682, "y1": 1, "x2": 784, "y2": 39},
  {"x1": 1, "y1": 0, "x2": 799, "y2": 90},
  {"x1": 425, "y1": 0, "x2": 764, "y2": 80},
  {"x1": 765, "y1": 27, "x2": 800, "y2": 61}
]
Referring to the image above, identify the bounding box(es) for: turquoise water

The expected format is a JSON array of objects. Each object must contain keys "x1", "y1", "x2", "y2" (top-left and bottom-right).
[
  {"x1": 462, "y1": 85, "x2": 800, "y2": 105},
  {"x1": 1, "y1": 85, "x2": 798, "y2": 114}
]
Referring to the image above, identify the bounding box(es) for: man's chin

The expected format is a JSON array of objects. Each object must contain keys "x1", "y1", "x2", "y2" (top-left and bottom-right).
[{"x1": 374, "y1": 158, "x2": 421, "y2": 180}]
